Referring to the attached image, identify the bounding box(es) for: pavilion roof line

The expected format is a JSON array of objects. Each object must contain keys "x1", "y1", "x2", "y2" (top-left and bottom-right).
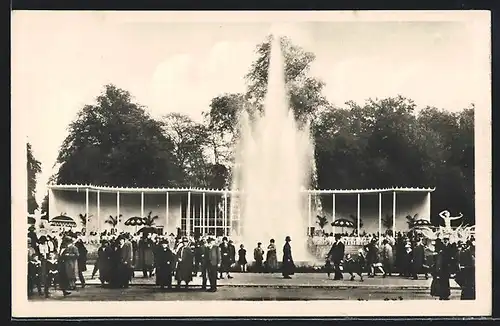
[{"x1": 48, "y1": 184, "x2": 436, "y2": 194}]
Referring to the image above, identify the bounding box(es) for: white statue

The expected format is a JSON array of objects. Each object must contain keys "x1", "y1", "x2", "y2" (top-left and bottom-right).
[{"x1": 439, "y1": 210, "x2": 463, "y2": 230}]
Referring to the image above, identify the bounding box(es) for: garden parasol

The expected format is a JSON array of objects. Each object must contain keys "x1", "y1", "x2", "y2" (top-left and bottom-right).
[
  {"x1": 331, "y1": 218, "x2": 355, "y2": 234},
  {"x1": 49, "y1": 214, "x2": 77, "y2": 228},
  {"x1": 412, "y1": 219, "x2": 432, "y2": 228},
  {"x1": 137, "y1": 226, "x2": 158, "y2": 235},
  {"x1": 124, "y1": 216, "x2": 146, "y2": 227}
]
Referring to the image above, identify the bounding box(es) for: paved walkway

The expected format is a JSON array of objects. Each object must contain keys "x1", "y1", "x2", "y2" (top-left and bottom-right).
[{"x1": 82, "y1": 265, "x2": 460, "y2": 290}]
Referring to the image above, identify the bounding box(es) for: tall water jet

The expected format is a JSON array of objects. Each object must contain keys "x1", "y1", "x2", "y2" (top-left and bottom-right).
[{"x1": 232, "y1": 35, "x2": 315, "y2": 261}]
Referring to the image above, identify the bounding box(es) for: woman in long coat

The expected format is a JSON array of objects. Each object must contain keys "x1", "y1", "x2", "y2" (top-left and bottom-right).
[
  {"x1": 75, "y1": 238, "x2": 88, "y2": 288},
  {"x1": 58, "y1": 237, "x2": 80, "y2": 296},
  {"x1": 175, "y1": 237, "x2": 194, "y2": 289},
  {"x1": 139, "y1": 234, "x2": 155, "y2": 278},
  {"x1": 266, "y1": 239, "x2": 278, "y2": 272},
  {"x1": 380, "y1": 239, "x2": 394, "y2": 277},
  {"x1": 154, "y1": 240, "x2": 175, "y2": 290},
  {"x1": 282, "y1": 236, "x2": 295, "y2": 279}
]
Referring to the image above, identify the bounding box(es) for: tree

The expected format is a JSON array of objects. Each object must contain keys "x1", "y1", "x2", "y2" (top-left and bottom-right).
[
  {"x1": 161, "y1": 113, "x2": 211, "y2": 187},
  {"x1": 406, "y1": 214, "x2": 419, "y2": 229},
  {"x1": 382, "y1": 214, "x2": 394, "y2": 230},
  {"x1": 105, "y1": 214, "x2": 121, "y2": 234},
  {"x1": 79, "y1": 213, "x2": 92, "y2": 230},
  {"x1": 245, "y1": 35, "x2": 329, "y2": 124},
  {"x1": 55, "y1": 84, "x2": 182, "y2": 187},
  {"x1": 203, "y1": 93, "x2": 248, "y2": 166},
  {"x1": 27, "y1": 143, "x2": 41, "y2": 214},
  {"x1": 316, "y1": 215, "x2": 329, "y2": 230},
  {"x1": 142, "y1": 211, "x2": 159, "y2": 227}
]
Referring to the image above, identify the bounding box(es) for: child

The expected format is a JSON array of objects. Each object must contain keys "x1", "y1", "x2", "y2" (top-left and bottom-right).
[
  {"x1": 44, "y1": 252, "x2": 59, "y2": 297},
  {"x1": 28, "y1": 254, "x2": 42, "y2": 296},
  {"x1": 238, "y1": 244, "x2": 247, "y2": 272},
  {"x1": 344, "y1": 252, "x2": 364, "y2": 282}
]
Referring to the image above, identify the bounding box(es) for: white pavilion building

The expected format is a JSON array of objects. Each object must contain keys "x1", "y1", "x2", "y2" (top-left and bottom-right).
[{"x1": 47, "y1": 184, "x2": 435, "y2": 237}]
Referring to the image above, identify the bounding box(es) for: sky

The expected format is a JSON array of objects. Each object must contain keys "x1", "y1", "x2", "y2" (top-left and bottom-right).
[{"x1": 12, "y1": 11, "x2": 490, "y2": 203}]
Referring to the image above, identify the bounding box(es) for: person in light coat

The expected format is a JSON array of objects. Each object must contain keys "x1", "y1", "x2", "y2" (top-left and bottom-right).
[{"x1": 380, "y1": 239, "x2": 394, "y2": 277}]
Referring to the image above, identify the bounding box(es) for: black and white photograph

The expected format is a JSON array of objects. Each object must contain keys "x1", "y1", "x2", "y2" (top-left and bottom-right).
[{"x1": 12, "y1": 11, "x2": 491, "y2": 317}]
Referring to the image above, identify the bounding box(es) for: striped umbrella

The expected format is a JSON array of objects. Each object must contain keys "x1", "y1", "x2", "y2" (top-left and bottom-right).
[{"x1": 49, "y1": 215, "x2": 77, "y2": 228}]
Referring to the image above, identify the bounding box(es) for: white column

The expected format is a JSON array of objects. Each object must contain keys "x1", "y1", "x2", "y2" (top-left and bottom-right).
[
  {"x1": 97, "y1": 190, "x2": 100, "y2": 234},
  {"x1": 392, "y1": 191, "x2": 397, "y2": 235},
  {"x1": 187, "y1": 192, "x2": 191, "y2": 236},
  {"x1": 224, "y1": 192, "x2": 228, "y2": 236},
  {"x1": 116, "y1": 191, "x2": 120, "y2": 233},
  {"x1": 48, "y1": 188, "x2": 55, "y2": 221},
  {"x1": 307, "y1": 193, "x2": 312, "y2": 236},
  {"x1": 332, "y1": 193, "x2": 336, "y2": 235},
  {"x1": 165, "y1": 192, "x2": 169, "y2": 231},
  {"x1": 214, "y1": 196, "x2": 218, "y2": 235},
  {"x1": 357, "y1": 193, "x2": 361, "y2": 237},
  {"x1": 202, "y1": 192, "x2": 206, "y2": 236},
  {"x1": 85, "y1": 188, "x2": 89, "y2": 231},
  {"x1": 426, "y1": 191, "x2": 431, "y2": 221},
  {"x1": 141, "y1": 191, "x2": 145, "y2": 217},
  {"x1": 378, "y1": 192, "x2": 382, "y2": 246}
]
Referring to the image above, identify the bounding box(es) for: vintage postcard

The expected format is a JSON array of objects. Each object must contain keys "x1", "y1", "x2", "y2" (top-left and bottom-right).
[{"x1": 11, "y1": 10, "x2": 491, "y2": 317}]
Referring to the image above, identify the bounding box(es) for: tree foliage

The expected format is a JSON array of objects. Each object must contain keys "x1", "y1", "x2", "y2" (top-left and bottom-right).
[
  {"x1": 245, "y1": 35, "x2": 328, "y2": 123},
  {"x1": 48, "y1": 36, "x2": 475, "y2": 227},
  {"x1": 313, "y1": 98, "x2": 475, "y2": 225},
  {"x1": 55, "y1": 84, "x2": 182, "y2": 187},
  {"x1": 27, "y1": 143, "x2": 41, "y2": 213},
  {"x1": 161, "y1": 113, "x2": 211, "y2": 187}
]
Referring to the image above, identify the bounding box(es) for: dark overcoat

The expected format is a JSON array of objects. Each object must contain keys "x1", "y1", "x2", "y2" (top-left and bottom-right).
[
  {"x1": 175, "y1": 246, "x2": 194, "y2": 283},
  {"x1": 282, "y1": 242, "x2": 295, "y2": 276}
]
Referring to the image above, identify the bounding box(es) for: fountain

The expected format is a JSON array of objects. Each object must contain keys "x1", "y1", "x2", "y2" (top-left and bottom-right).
[{"x1": 231, "y1": 35, "x2": 315, "y2": 262}]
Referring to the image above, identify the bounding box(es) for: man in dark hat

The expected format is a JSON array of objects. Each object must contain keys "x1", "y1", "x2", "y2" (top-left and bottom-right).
[
  {"x1": 253, "y1": 242, "x2": 264, "y2": 273},
  {"x1": 116, "y1": 235, "x2": 133, "y2": 288},
  {"x1": 282, "y1": 236, "x2": 295, "y2": 279},
  {"x1": 228, "y1": 239, "x2": 236, "y2": 273},
  {"x1": 201, "y1": 237, "x2": 221, "y2": 292},
  {"x1": 154, "y1": 239, "x2": 175, "y2": 290},
  {"x1": 193, "y1": 238, "x2": 206, "y2": 277},
  {"x1": 219, "y1": 237, "x2": 232, "y2": 279},
  {"x1": 92, "y1": 239, "x2": 112, "y2": 286},
  {"x1": 327, "y1": 234, "x2": 345, "y2": 280},
  {"x1": 435, "y1": 236, "x2": 454, "y2": 300},
  {"x1": 75, "y1": 236, "x2": 88, "y2": 288}
]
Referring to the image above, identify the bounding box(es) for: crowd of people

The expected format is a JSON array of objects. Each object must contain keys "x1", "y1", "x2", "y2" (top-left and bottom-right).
[
  {"x1": 321, "y1": 230, "x2": 476, "y2": 300},
  {"x1": 27, "y1": 226, "x2": 297, "y2": 298},
  {"x1": 27, "y1": 226, "x2": 475, "y2": 300}
]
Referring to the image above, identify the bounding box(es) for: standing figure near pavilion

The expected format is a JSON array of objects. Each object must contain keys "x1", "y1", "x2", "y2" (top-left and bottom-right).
[
  {"x1": 219, "y1": 237, "x2": 233, "y2": 279},
  {"x1": 201, "y1": 237, "x2": 221, "y2": 292},
  {"x1": 91, "y1": 239, "x2": 112, "y2": 286},
  {"x1": 138, "y1": 233, "x2": 155, "y2": 278},
  {"x1": 75, "y1": 237, "x2": 88, "y2": 288},
  {"x1": 265, "y1": 239, "x2": 278, "y2": 273},
  {"x1": 282, "y1": 236, "x2": 295, "y2": 279},
  {"x1": 57, "y1": 236, "x2": 79, "y2": 296},
  {"x1": 175, "y1": 237, "x2": 194, "y2": 289},
  {"x1": 253, "y1": 242, "x2": 264, "y2": 273},
  {"x1": 193, "y1": 238, "x2": 205, "y2": 277},
  {"x1": 154, "y1": 239, "x2": 175, "y2": 290},
  {"x1": 327, "y1": 234, "x2": 345, "y2": 280}
]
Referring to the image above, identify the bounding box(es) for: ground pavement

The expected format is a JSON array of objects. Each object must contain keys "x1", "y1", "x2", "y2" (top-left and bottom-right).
[{"x1": 29, "y1": 264, "x2": 461, "y2": 301}]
